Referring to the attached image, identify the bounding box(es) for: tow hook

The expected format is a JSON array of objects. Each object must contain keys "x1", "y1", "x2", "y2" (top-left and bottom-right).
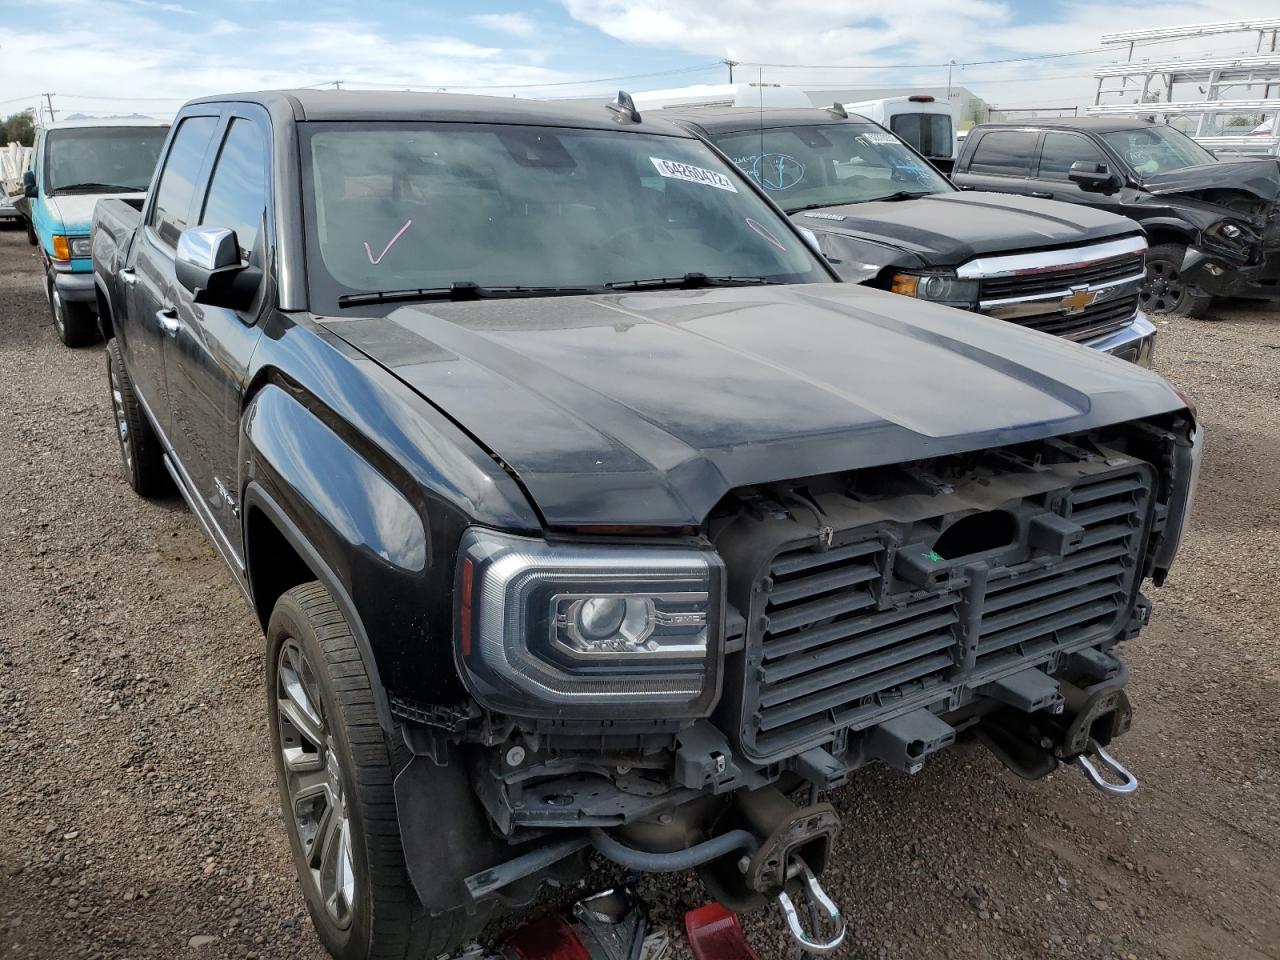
[
  {"x1": 771, "y1": 855, "x2": 846, "y2": 955},
  {"x1": 1073, "y1": 738, "x2": 1138, "y2": 796}
]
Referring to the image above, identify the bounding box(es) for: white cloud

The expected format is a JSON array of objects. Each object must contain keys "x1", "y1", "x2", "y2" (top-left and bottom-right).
[
  {"x1": 561, "y1": 0, "x2": 1273, "y2": 108},
  {"x1": 468, "y1": 12, "x2": 539, "y2": 38}
]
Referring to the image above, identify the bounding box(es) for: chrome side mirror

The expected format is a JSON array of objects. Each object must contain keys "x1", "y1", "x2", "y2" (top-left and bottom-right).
[{"x1": 175, "y1": 225, "x2": 258, "y2": 310}]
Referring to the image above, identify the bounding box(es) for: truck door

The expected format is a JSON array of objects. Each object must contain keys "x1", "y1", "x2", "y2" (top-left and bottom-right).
[
  {"x1": 163, "y1": 110, "x2": 270, "y2": 566},
  {"x1": 952, "y1": 128, "x2": 1041, "y2": 196},
  {"x1": 124, "y1": 114, "x2": 219, "y2": 415},
  {"x1": 1030, "y1": 131, "x2": 1125, "y2": 214}
]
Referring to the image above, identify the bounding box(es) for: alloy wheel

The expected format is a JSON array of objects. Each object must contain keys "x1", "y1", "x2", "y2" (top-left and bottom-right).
[
  {"x1": 1139, "y1": 259, "x2": 1185, "y2": 314},
  {"x1": 275, "y1": 640, "x2": 357, "y2": 929}
]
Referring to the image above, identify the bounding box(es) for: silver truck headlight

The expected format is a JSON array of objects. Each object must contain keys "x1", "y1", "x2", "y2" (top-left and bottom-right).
[
  {"x1": 455, "y1": 528, "x2": 724, "y2": 719},
  {"x1": 69, "y1": 236, "x2": 92, "y2": 258},
  {"x1": 889, "y1": 271, "x2": 979, "y2": 309}
]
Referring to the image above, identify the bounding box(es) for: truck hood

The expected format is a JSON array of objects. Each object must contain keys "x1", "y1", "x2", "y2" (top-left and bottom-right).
[
  {"x1": 44, "y1": 192, "x2": 146, "y2": 235},
  {"x1": 791, "y1": 191, "x2": 1139, "y2": 265},
  {"x1": 321, "y1": 284, "x2": 1184, "y2": 527},
  {"x1": 1140, "y1": 159, "x2": 1280, "y2": 203}
]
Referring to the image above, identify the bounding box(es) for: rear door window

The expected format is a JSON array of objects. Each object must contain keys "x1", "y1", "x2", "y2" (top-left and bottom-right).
[
  {"x1": 149, "y1": 116, "x2": 219, "y2": 248},
  {"x1": 199, "y1": 118, "x2": 269, "y2": 263},
  {"x1": 1038, "y1": 132, "x2": 1108, "y2": 180},
  {"x1": 967, "y1": 130, "x2": 1038, "y2": 176},
  {"x1": 890, "y1": 113, "x2": 953, "y2": 159}
]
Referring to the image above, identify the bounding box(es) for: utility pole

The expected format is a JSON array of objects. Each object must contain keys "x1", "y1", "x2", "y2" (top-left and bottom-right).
[
  {"x1": 722, "y1": 59, "x2": 739, "y2": 83},
  {"x1": 333, "y1": 80, "x2": 343, "y2": 90},
  {"x1": 947, "y1": 61, "x2": 956, "y2": 99},
  {"x1": 42, "y1": 92, "x2": 56, "y2": 123}
]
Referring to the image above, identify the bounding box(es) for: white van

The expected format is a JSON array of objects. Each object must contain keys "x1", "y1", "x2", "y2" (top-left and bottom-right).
[
  {"x1": 631, "y1": 83, "x2": 813, "y2": 111},
  {"x1": 843, "y1": 95, "x2": 956, "y2": 168}
]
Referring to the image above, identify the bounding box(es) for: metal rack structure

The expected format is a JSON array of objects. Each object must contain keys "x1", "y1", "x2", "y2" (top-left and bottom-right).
[{"x1": 1088, "y1": 19, "x2": 1280, "y2": 158}]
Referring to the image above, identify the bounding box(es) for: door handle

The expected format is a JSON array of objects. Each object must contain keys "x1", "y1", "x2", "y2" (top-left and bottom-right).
[
  {"x1": 119, "y1": 267, "x2": 136, "y2": 286},
  {"x1": 157, "y1": 307, "x2": 180, "y2": 337},
  {"x1": 1030, "y1": 191, "x2": 1054, "y2": 199}
]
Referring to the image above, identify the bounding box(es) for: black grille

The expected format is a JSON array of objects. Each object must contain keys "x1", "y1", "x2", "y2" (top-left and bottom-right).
[
  {"x1": 740, "y1": 467, "x2": 1152, "y2": 761},
  {"x1": 1015, "y1": 295, "x2": 1138, "y2": 342},
  {"x1": 980, "y1": 253, "x2": 1144, "y2": 299}
]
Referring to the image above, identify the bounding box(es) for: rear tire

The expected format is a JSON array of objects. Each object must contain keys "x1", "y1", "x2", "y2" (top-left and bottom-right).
[
  {"x1": 106, "y1": 338, "x2": 170, "y2": 497},
  {"x1": 1140, "y1": 243, "x2": 1213, "y2": 319},
  {"x1": 266, "y1": 583, "x2": 475, "y2": 960},
  {"x1": 48, "y1": 275, "x2": 98, "y2": 347}
]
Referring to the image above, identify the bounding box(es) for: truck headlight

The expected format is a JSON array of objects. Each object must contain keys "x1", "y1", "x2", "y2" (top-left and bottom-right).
[
  {"x1": 1151, "y1": 403, "x2": 1202, "y2": 584},
  {"x1": 69, "y1": 236, "x2": 92, "y2": 258},
  {"x1": 455, "y1": 528, "x2": 724, "y2": 719},
  {"x1": 889, "y1": 271, "x2": 979, "y2": 309}
]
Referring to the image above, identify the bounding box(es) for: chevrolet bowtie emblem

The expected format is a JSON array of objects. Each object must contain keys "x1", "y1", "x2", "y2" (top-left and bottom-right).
[{"x1": 1060, "y1": 286, "x2": 1099, "y2": 314}]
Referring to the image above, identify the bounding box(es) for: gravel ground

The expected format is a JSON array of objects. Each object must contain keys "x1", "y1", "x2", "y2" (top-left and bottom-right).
[{"x1": 0, "y1": 222, "x2": 1277, "y2": 960}]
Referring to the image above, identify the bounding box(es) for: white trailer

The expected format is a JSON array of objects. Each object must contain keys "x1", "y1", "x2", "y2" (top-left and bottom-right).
[{"x1": 842, "y1": 95, "x2": 957, "y2": 168}]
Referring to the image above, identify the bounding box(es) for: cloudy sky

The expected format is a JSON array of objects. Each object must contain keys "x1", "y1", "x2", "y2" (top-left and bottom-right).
[{"x1": 0, "y1": 0, "x2": 1271, "y2": 120}]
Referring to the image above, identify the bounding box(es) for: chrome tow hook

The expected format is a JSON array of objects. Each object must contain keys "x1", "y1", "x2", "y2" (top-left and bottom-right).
[
  {"x1": 1072, "y1": 738, "x2": 1138, "y2": 796},
  {"x1": 774, "y1": 856, "x2": 846, "y2": 956}
]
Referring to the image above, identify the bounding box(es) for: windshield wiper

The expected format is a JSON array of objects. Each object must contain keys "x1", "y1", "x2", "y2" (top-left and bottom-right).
[
  {"x1": 51, "y1": 182, "x2": 146, "y2": 194},
  {"x1": 871, "y1": 191, "x2": 934, "y2": 202},
  {"x1": 605, "y1": 273, "x2": 781, "y2": 291},
  {"x1": 337, "y1": 281, "x2": 599, "y2": 308}
]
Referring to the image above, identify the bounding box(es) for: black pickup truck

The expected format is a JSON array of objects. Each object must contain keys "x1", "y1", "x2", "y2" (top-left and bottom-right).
[
  {"x1": 92, "y1": 90, "x2": 1201, "y2": 960},
  {"x1": 662, "y1": 106, "x2": 1157, "y2": 365},
  {"x1": 952, "y1": 117, "x2": 1280, "y2": 318}
]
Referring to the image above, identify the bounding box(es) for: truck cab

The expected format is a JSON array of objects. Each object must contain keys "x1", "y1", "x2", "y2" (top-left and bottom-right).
[{"x1": 24, "y1": 117, "x2": 169, "y2": 346}]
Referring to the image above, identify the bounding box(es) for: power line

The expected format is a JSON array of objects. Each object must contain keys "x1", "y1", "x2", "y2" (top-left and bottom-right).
[{"x1": 331, "y1": 62, "x2": 722, "y2": 91}]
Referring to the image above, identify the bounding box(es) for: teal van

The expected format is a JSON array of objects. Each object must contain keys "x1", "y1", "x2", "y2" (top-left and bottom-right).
[{"x1": 24, "y1": 118, "x2": 168, "y2": 346}]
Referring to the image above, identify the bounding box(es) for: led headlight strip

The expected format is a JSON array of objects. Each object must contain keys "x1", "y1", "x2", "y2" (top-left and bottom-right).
[{"x1": 455, "y1": 528, "x2": 724, "y2": 720}]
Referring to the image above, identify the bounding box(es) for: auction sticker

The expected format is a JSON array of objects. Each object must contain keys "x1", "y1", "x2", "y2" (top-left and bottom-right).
[
  {"x1": 858, "y1": 132, "x2": 899, "y2": 145},
  {"x1": 650, "y1": 157, "x2": 738, "y2": 192}
]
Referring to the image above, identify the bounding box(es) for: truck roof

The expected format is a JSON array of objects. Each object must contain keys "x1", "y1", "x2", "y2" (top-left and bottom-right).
[
  {"x1": 44, "y1": 117, "x2": 170, "y2": 130},
  {"x1": 655, "y1": 106, "x2": 874, "y2": 135},
  {"x1": 974, "y1": 117, "x2": 1160, "y2": 134},
  {"x1": 184, "y1": 89, "x2": 698, "y2": 136}
]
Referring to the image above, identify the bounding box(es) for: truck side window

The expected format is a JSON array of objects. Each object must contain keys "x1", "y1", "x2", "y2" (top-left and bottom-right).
[
  {"x1": 967, "y1": 130, "x2": 1037, "y2": 176},
  {"x1": 1038, "y1": 132, "x2": 1107, "y2": 180},
  {"x1": 199, "y1": 118, "x2": 268, "y2": 263},
  {"x1": 149, "y1": 116, "x2": 219, "y2": 248}
]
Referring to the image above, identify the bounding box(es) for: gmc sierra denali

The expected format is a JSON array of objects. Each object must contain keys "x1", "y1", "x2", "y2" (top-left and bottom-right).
[
  {"x1": 662, "y1": 106, "x2": 1157, "y2": 365},
  {"x1": 952, "y1": 117, "x2": 1280, "y2": 318},
  {"x1": 92, "y1": 90, "x2": 1201, "y2": 960}
]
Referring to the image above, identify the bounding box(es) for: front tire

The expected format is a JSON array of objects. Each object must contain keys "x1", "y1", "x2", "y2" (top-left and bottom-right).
[
  {"x1": 48, "y1": 275, "x2": 98, "y2": 346},
  {"x1": 106, "y1": 339, "x2": 170, "y2": 497},
  {"x1": 25, "y1": 218, "x2": 37, "y2": 246},
  {"x1": 1139, "y1": 243, "x2": 1213, "y2": 319},
  {"x1": 266, "y1": 583, "x2": 473, "y2": 960}
]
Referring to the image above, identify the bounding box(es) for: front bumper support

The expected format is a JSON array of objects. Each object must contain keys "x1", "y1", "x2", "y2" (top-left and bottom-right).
[
  {"x1": 1182, "y1": 245, "x2": 1280, "y2": 301},
  {"x1": 1083, "y1": 311, "x2": 1157, "y2": 367}
]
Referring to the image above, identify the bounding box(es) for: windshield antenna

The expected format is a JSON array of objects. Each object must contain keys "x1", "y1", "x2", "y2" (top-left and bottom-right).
[{"x1": 758, "y1": 68, "x2": 764, "y2": 178}]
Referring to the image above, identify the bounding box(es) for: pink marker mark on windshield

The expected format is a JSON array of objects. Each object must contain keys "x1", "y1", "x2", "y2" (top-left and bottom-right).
[
  {"x1": 745, "y1": 217, "x2": 787, "y2": 253},
  {"x1": 364, "y1": 219, "x2": 413, "y2": 265}
]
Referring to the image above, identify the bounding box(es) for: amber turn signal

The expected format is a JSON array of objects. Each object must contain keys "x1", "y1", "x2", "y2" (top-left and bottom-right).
[{"x1": 52, "y1": 234, "x2": 71, "y2": 262}]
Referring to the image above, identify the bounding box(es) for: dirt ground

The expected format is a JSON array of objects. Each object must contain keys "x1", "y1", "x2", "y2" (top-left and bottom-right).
[{"x1": 0, "y1": 222, "x2": 1276, "y2": 960}]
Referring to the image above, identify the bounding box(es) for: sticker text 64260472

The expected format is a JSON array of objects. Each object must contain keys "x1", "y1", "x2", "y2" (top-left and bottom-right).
[{"x1": 649, "y1": 158, "x2": 738, "y2": 192}]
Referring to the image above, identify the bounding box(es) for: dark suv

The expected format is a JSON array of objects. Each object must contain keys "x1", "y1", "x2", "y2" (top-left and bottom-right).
[
  {"x1": 92, "y1": 90, "x2": 1200, "y2": 960},
  {"x1": 953, "y1": 117, "x2": 1280, "y2": 318}
]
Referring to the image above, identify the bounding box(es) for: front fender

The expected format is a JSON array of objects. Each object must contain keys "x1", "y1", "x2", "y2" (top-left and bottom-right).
[{"x1": 242, "y1": 383, "x2": 472, "y2": 707}]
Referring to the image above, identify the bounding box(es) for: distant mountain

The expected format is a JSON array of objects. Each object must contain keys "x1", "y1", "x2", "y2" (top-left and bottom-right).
[{"x1": 62, "y1": 112, "x2": 156, "y2": 121}]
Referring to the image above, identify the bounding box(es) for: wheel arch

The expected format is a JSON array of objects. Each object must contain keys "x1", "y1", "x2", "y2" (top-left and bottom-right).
[
  {"x1": 244, "y1": 482, "x2": 394, "y2": 732},
  {"x1": 1139, "y1": 218, "x2": 1198, "y2": 249},
  {"x1": 94, "y1": 276, "x2": 115, "y2": 340}
]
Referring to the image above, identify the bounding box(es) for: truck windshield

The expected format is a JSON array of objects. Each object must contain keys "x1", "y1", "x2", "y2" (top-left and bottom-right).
[
  {"x1": 44, "y1": 127, "x2": 168, "y2": 195},
  {"x1": 1100, "y1": 126, "x2": 1217, "y2": 178},
  {"x1": 301, "y1": 122, "x2": 824, "y2": 308},
  {"x1": 709, "y1": 123, "x2": 953, "y2": 213}
]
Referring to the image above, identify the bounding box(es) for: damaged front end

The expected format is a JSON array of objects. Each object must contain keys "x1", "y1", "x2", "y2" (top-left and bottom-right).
[
  {"x1": 394, "y1": 410, "x2": 1200, "y2": 952},
  {"x1": 1143, "y1": 159, "x2": 1280, "y2": 300}
]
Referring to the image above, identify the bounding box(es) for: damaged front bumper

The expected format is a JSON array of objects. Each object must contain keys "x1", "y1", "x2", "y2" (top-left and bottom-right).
[{"x1": 1182, "y1": 244, "x2": 1280, "y2": 301}]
